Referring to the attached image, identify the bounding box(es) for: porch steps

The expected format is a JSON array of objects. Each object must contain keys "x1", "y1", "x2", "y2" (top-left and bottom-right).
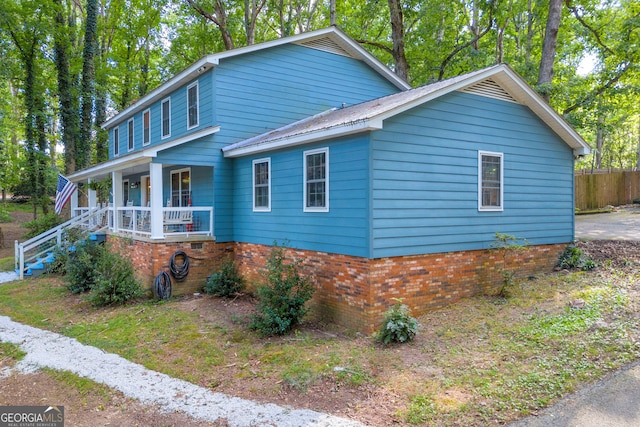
[{"x1": 16, "y1": 233, "x2": 106, "y2": 278}]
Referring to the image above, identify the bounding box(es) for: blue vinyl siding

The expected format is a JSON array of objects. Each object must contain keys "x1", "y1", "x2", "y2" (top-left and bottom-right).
[
  {"x1": 371, "y1": 91, "x2": 575, "y2": 258},
  {"x1": 232, "y1": 136, "x2": 370, "y2": 257},
  {"x1": 213, "y1": 44, "x2": 399, "y2": 144}
]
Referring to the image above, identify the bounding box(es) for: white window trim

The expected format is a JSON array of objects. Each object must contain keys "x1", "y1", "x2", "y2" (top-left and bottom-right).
[
  {"x1": 170, "y1": 167, "x2": 191, "y2": 207},
  {"x1": 303, "y1": 147, "x2": 329, "y2": 213},
  {"x1": 113, "y1": 127, "x2": 120, "y2": 157},
  {"x1": 142, "y1": 109, "x2": 151, "y2": 146},
  {"x1": 478, "y1": 150, "x2": 504, "y2": 212},
  {"x1": 127, "y1": 118, "x2": 135, "y2": 152},
  {"x1": 161, "y1": 97, "x2": 171, "y2": 139},
  {"x1": 252, "y1": 158, "x2": 271, "y2": 212},
  {"x1": 187, "y1": 81, "x2": 199, "y2": 130}
]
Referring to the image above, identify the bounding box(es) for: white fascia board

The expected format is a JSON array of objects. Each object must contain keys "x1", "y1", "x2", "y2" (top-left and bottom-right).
[
  {"x1": 101, "y1": 57, "x2": 219, "y2": 129},
  {"x1": 223, "y1": 120, "x2": 382, "y2": 158},
  {"x1": 490, "y1": 68, "x2": 591, "y2": 156},
  {"x1": 70, "y1": 126, "x2": 221, "y2": 181}
]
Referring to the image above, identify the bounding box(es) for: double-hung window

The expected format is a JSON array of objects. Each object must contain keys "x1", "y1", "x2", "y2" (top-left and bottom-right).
[
  {"x1": 478, "y1": 151, "x2": 504, "y2": 211},
  {"x1": 142, "y1": 109, "x2": 151, "y2": 146},
  {"x1": 161, "y1": 98, "x2": 171, "y2": 139},
  {"x1": 252, "y1": 158, "x2": 271, "y2": 212},
  {"x1": 187, "y1": 82, "x2": 199, "y2": 129},
  {"x1": 113, "y1": 127, "x2": 119, "y2": 157},
  {"x1": 127, "y1": 118, "x2": 134, "y2": 151},
  {"x1": 304, "y1": 148, "x2": 329, "y2": 212}
]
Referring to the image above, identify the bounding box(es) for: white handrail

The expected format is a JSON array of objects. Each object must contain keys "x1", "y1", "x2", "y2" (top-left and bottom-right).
[{"x1": 15, "y1": 207, "x2": 109, "y2": 280}]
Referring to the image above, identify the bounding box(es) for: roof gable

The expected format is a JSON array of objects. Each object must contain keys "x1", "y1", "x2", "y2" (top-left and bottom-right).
[
  {"x1": 101, "y1": 27, "x2": 409, "y2": 129},
  {"x1": 222, "y1": 64, "x2": 591, "y2": 157}
]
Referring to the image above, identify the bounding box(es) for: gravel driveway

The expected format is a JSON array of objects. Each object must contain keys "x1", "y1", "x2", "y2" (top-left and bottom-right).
[{"x1": 575, "y1": 206, "x2": 640, "y2": 241}]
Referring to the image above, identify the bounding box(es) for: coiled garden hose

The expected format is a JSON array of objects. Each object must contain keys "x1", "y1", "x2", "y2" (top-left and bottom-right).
[
  {"x1": 154, "y1": 271, "x2": 172, "y2": 301},
  {"x1": 169, "y1": 250, "x2": 190, "y2": 282}
]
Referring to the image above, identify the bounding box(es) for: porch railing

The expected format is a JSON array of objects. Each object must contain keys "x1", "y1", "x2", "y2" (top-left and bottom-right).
[{"x1": 113, "y1": 206, "x2": 214, "y2": 237}]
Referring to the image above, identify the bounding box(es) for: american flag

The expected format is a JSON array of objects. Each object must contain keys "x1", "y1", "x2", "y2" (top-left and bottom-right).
[{"x1": 55, "y1": 174, "x2": 77, "y2": 215}]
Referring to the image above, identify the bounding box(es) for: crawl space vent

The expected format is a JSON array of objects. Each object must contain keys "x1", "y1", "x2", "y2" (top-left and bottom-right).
[
  {"x1": 460, "y1": 79, "x2": 519, "y2": 103},
  {"x1": 297, "y1": 37, "x2": 354, "y2": 58}
]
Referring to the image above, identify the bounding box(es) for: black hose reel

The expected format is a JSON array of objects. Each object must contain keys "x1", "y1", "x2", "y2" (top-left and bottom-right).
[{"x1": 154, "y1": 250, "x2": 190, "y2": 301}]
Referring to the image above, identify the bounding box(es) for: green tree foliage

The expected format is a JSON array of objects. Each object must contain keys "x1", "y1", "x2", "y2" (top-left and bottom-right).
[{"x1": 0, "y1": 0, "x2": 638, "y2": 184}]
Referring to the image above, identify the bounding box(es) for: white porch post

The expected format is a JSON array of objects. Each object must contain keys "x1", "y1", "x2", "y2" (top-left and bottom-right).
[
  {"x1": 70, "y1": 188, "x2": 78, "y2": 217},
  {"x1": 149, "y1": 162, "x2": 164, "y2": 239},
  {"x1": 112, "y1": 171, "x2": 123, "y2": 231},
  {"x1": 87, "y1": 178, "x2": 97, "y2": 208}
]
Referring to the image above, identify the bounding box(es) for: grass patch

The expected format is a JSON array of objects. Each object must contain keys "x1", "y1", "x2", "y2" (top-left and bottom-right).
[
  {"x1": 0, "y1": 256, "x2": 14, "y2": 271},
  {"x1": 0, "y1": 342, "x2": 26, "y2": 365},
  {"x1": 44, "y1": 369, "x2": 113, "y2": 403},
  {"x1": 0, "y1": 251, "x2": 639, "y2": 425}
]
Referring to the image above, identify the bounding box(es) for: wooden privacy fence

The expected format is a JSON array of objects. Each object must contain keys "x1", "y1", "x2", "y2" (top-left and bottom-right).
[{"x1": 575, "y1": 170, "x2": 640, "y2": 210}]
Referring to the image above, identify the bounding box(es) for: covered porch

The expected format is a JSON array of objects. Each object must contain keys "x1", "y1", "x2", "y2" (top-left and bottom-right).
[{"x1": 68, "y1": 133, "x2": 218, "y2": 241}]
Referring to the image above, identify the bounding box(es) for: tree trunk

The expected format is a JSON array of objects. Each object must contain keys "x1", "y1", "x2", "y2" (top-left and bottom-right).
[
  {"x1": 79, "y1": 0, "x2": 98, "y2": 170},
  {"x1": 636, "y1": 120, "x2": 640, "y2": 170},
  {"x1": 595, "y1": 114, "x2": 604, "y2": 169},
  {"x1": 537, "y1": 0, "x2": 563, "y2": 102},
  {"x1": 387, "y1": 0, "x2": 410, "y2": 82},
  {"x1": 53, "y1": 0, "x2": 80, "y2": 174},
  {"x1": 330, "y1": 0, "x2": 336, "y2": 26}
]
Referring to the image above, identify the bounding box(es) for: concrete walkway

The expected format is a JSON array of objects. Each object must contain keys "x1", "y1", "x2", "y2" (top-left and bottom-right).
[{"x1": 575, "y1": 206, "x2": 640, "y2": 241}]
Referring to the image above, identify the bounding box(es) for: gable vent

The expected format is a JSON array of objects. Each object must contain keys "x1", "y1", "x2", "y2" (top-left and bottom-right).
[
  {"x1": 460, "y1": 79, "x2": 519, "y2": 103},
  {"x1": 296, "y1": 37, "x2": 354, "y2": 58}
]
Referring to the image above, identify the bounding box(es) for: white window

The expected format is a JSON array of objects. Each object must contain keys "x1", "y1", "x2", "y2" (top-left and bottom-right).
[
  {"x1": 478, "y1": 151, "x2": 504, "y2": 211},
  {"x1": 170, "y1": 168, "x2": 191, "y2": 207},
  {"x1": 142, "y1": 109, "x2": 151, "y2": 146},
  {"x1": 113, "y1": 127, "x2": 119, "y2": 157},
  {"x1": 161, "y1": 98, "x2": 171, "y2": 139},
  {"x1": 187, "y1": 81, "x2": 199, "y2": 129},
  {"x1": 303, "y1": 148, "x2": 329, "y2": 212},
  {"x1": 127, "y1": 118, "x2": 134, "y2": 151},
  {"x1": 252, "y1": 158, "x2": 271, "y2": 212}
]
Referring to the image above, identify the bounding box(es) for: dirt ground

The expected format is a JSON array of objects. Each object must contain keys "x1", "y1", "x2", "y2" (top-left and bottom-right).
[{"x1": 0, "y1": 210, "x2": 31, "y2": 260}]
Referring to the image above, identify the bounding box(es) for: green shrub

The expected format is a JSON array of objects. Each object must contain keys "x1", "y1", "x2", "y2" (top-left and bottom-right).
[
  {"x1": 558, "y1": 245, "x2": 598, "y2": 271},
  {"x1": 50, "y1": 228, "x2": 88, "y2": 275},
  {"x1": 22, "y1": 213, "x2": 62, "y2": 239},
  {"x1": 87, "y1": 247, "x2": 143, "y2": 307},
  {"x1": 0, "y1": 205, "x2": 11, "y2": 223},
  {"x1": 66, "y1": 239, "x2": 103, "y2": 294},
  {"x1": 250, "y1": 243, "x2": 315, "y2": 336},
  {"x1": 376, "y1": 300, "x2": 420, "y2": 344},
  {"x1": 204, "y1": 256, "x2": 245, "y2": 297}
]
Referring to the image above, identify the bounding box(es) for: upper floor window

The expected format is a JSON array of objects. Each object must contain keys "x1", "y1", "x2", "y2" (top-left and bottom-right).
[
  {"x1": 304, "y1": 148, "x2": 329, "y2": 212},
  {"x1": 113, "y1": 127, "x2": 119, "y2": 157},
  {"x1": 252, "y1": 158, "x2": 271, "y2": 212},
  {"x1": 478, "y1": 151, "x2": 503, "y2": 211},
  {"x1": 142, "y1": 109, "x2": 151, "y2": 146},
  {"x1": 127, "y1": 118, "x2": 134, "y2": 151},
  {"x1": 161, "y1": 98, "x2": 171, "y2": 139},
  {"x1": 187, "y1": 81, "x2": 199, "y2": 129}
]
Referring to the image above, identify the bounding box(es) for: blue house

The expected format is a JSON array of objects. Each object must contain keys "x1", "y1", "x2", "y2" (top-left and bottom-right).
[{"x1": 67, "y1": 27, "x2": 590, "y2": 331}]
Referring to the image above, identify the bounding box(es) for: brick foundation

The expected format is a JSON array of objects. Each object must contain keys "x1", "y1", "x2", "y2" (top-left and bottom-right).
[
  {"x1": 235, "y1": 242, "x2": 566, "y2": 332},
  {"x1": 107, "y1": 236, "x2": 233, "y2": 297},
  {"x1": 112, "y1": 235, "x2": 566, "y2": 332}
]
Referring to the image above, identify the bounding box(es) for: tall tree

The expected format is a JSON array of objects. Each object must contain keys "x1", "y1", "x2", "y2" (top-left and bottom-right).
[
  {"x1": 78, "y1": 0, "x2": 99, "y2": 170},
  {"x1": 537, "y1": 0, "x2": 563, "y2": 102}
]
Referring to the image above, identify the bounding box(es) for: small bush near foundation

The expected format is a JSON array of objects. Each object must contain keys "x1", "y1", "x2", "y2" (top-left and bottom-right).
[
  {"x1": 558, "y1": 245, "x2": 598, "y2": 271},
  {"x1": 87, "y1": 247, "x2": 143, "y2": 307},
  {"x1": 204, "y1": 256, "x2": 245, "y2": 297},
  {"x1": 376, "y1": 300, "x2": 420, "y2": 344},
  {"x1": 66, "y1": 239, "x2": 103, "y2": 294},
  {"x1": 250, "y1": 243, "x2": 315, "y2": 336}
]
